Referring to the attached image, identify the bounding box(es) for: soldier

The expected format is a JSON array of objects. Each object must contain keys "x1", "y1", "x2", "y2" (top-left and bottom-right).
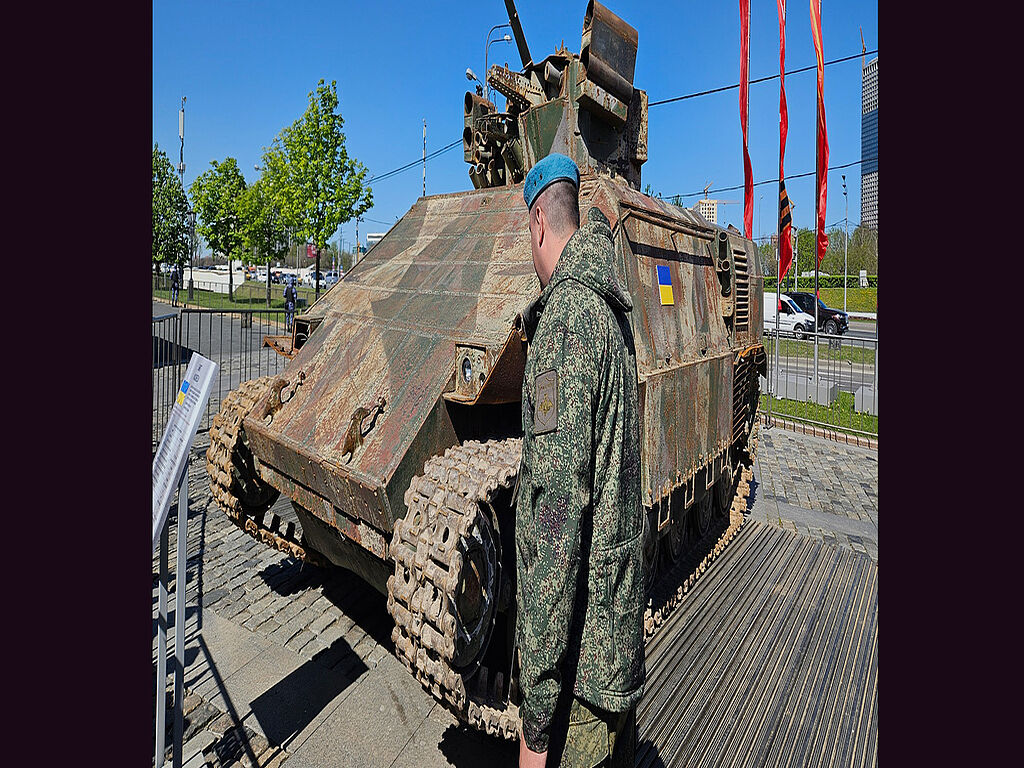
[
  {"x1": 284, "y1": 275, "x2": 297, "y2": 332},
  {"x1": 515, "y1": 153, "x2": 645, "y2": 768}
]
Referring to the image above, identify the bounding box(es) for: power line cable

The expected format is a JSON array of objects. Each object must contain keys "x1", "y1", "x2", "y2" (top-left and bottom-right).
[
  {"x1": 366, "y1": 140, "x2": 461, "y2": 184},
  {"x1": 649, "y1": 49, "x2": 878, "y2": 107},
  {"x1": 360, "y1": 48, "x2": 878, "y2": 210},
  {"x1": 665, "y1": 157, "x2": 873, "y2": 200}
]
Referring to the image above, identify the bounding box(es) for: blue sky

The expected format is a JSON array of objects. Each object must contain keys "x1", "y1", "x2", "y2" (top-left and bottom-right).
[{"x1": 153, "y1": 0, "x2": 877, "y2": 254}]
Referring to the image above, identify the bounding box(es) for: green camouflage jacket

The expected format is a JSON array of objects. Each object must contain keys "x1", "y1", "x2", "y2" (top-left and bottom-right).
[{"x1": 515, "y1": 207, "x2": 645, "y2": 753}]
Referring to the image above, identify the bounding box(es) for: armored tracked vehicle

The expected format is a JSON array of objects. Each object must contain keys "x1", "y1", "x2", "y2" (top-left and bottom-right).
[{"x1": 206, "y1": 0, "x2": 765, "y2": 740}]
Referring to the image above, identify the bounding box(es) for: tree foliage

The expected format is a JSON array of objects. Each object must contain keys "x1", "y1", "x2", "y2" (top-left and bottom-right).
[
  {"x1": 261, "y1": 79, "x2": 372, "y2": 289},
  {"x1": 190, "y1": 157, "x2": 248, "y2": 297},
  {"x1": 240, "y1": 177, "x2": 289, "y2": 266},
  {"x1": 152, "y1": 144, "x2": 191, "y2": 271},
  {"x1": 240, "y1": 176, "x2": 290, "y2": 306}
]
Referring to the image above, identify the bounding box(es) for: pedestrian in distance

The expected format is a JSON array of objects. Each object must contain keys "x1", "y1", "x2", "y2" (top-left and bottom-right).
[
  {"x1": 170, "y1": 265, "x2": 180, "y2": 307},
  {"x1": 284, "y1": 275, "x2": 297, "y2": 333},
  {"x1": 515, "y1": 153, "x2": 645, "y2": 768}
]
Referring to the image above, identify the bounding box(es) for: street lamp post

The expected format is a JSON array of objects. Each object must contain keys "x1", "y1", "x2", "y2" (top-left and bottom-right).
[
  {"x1": 842, "y1": 174, "x2": 849, "y2": 313},
  {"x1": 465, "y1": 68, "x2": 484, "y2": 96},
  {"x1": 484, "y1": 25, "x2": 512, "y2": 102},
  {"x1": 758, "y1": 192, "x2": 763, "y2": 242}
]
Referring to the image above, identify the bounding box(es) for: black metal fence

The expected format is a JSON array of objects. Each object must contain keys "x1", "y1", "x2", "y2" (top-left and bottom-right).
[
  {"x1": 152, "y1": 272, "x2": 323, "y2": 311},
  {"x1": 762, "y1": 327, "x2": 878, "y2": 438},
  {"x1": 152, "y1": 308, "x2": 292, "y2": 449},
  {"x1": 152, "y1": 306, "x2": 878, "y2": 455}
]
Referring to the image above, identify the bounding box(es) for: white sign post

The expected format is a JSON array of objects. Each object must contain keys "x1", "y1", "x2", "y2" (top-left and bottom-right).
[
  {"x1": 152, "y1": 353, "x2": 217, "y2": 768},
  {"x1": 153, "y1": 353, "x2": 218, "y2": 550}
]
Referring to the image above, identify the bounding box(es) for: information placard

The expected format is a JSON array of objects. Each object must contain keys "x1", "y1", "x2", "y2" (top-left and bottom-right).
[{"x1": 152, "y1": 353, "x2": 218, "y2": 551}]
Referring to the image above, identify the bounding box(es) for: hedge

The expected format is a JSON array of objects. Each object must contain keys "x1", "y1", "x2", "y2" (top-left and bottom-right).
[{"x1": 763, "y1": 275, "x2": 877, "y2": 290}]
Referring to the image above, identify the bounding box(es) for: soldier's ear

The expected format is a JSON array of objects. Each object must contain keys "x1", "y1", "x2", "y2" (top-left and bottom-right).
[{"x1": 534, "y1": 205, "x2": 546, "y2": 247}]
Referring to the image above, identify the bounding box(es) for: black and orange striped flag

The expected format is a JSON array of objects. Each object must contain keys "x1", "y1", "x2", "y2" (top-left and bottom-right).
[{"x1": 777, "y1": 0, "x2": 793, "y2": 279}]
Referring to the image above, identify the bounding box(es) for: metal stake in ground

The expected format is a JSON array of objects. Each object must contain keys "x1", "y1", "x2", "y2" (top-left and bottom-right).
[
  {"x1": 153, "y1": 353, "x2": 218, "y2": 767},
  {"x1": 173, "y1": 462, "x2": 188, "y2": 768}
]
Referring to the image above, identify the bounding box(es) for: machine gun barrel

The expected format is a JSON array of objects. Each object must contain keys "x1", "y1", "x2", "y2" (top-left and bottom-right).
[{"x1": 504, "y1": 0, "x2": 533, "y2": 67}]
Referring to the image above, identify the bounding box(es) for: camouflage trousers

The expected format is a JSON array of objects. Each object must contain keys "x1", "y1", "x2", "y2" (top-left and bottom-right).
[{"x1": 548, "y1": 696, "x2": 636, "y2": 768}]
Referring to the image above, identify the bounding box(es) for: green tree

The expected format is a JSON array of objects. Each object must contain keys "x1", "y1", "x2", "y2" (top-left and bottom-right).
[
  {"x1": 190, "y1": 158, "x2": 247, "y2": 299},
  {"x1": 262, "y1": 79, "x2": 372, "y2": 296},
  {"x1": 240, "y1": 176, "x2": 289, "y2": 307},
  {"x1": 152, "y1": 144, "x2": 190, "y2": 287},
  {"x1": 341, "y1": 249, "x2": 356, "y2": 273}
]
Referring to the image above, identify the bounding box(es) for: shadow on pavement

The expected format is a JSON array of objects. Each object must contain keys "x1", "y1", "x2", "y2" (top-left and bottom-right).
[
  {"x1": 194, "y1": 634, "x2": 263, "y2": 766},
  {"x1": 437, "y1": 723, "x2": 518, "y2": 767},
  {"x1": 250, "y1": 637, "x2": 368, "y2": 749}
]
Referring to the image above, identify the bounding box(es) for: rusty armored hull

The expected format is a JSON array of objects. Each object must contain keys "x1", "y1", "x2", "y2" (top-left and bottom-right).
[{"x1": 206, "y1": 0, "x2": 765, "y2": 742}]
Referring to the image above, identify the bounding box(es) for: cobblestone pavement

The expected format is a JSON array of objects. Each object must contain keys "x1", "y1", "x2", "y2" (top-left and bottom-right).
[
  {"x1": 749, "y1": 424, "x2": 878, "y2": 562},
  {"x1": 153, "y1": 424, "x2": 877, "y2": 767},
  {"x1": 153, "y1": 433, "x2": 516, "y2": 768}
]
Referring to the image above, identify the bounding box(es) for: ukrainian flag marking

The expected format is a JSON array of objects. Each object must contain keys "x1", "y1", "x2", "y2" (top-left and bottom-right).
[
  {"x1": 176, "y1": 379, "x2": 189, "y2": 406},
  {"x1": 656, "y1": 264, "x2": 674, "y2": 305}
]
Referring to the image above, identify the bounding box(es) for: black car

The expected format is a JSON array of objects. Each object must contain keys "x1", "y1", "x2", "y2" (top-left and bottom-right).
[{"x1": 783, "y1": 292, "x2": 849, "y2": 335}]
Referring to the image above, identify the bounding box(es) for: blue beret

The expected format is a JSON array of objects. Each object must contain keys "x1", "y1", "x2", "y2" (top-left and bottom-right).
[{"x1": 523, "y1": 153, "x2": 580, "y2": 210}]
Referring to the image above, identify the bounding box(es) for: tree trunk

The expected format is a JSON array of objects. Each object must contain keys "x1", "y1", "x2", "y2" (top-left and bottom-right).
[{"x1": 228, "y1": 258, "x2": 233, "y2": 300}]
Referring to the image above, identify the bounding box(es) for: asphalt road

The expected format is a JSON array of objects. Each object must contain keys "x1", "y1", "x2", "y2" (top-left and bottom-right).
[{"x1": 847, "y1": 319, "x2": 878, "y2": 340}]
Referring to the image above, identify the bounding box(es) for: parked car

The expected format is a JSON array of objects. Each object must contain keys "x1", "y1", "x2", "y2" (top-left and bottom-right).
[
  {"x1": 783, "y1": 292, "x2": 849, "y2": 335},
  {"x1": 764, "y1": 292, "x2": 817, "y2": 340},
  {"x1": 307, "y1": 271, "x2": 327, "y2": 286},
  {"x1": 323, "y1": 270, "x2": 342, "y2": 287},
  {"x1": 270, "y1": 270, "x2": 283, "y2": 284}
]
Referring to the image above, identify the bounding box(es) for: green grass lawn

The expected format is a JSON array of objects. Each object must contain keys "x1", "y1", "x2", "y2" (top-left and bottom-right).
[{"x1": 761, "y1": 390, "x2": 878, "y2": 436}]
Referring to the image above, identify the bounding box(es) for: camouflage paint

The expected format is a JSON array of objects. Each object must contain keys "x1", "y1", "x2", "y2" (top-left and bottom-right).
[{"x1": 245, "y1": 171, "x2": 761, "y2": 567}]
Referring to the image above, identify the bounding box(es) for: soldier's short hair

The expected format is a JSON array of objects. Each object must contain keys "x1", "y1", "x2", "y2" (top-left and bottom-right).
[{"x1": 537, "y1": 179, "x2": 580, "y2": 236}]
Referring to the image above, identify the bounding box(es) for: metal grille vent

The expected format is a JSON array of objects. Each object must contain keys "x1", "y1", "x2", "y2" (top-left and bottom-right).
[
  {"x1": 733, "y1": 247, "x2": 750, "y2": 333},
  {"x1": 731, "y1": 355, "x2": 752, "y2": 445}
]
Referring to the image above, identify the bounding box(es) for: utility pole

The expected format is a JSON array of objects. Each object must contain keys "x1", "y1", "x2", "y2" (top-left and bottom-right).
[
  {"x1": 179, "y1": 97, "x2": 191, "y2": 301},
  {"x1": 178, "y1": 97, "x2": 186, "y2": 189},
  {"x1": 422, "y1": 119, "x2": 427, "y2": 197}
]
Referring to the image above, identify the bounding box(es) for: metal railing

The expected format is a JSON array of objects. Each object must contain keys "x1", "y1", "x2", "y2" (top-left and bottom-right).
[
  {"x1": 152, "y1": 306, "x2": 879, "y2": 454},
  {"x1": 761, "y1": 326, "x2": 878, "y2": 439},
  {"x1": 152, "y1": 273, "x2": 324, "y2": 309},
  {"x1": 152, "y1": 307, "x2": 292, "y2": 448}
]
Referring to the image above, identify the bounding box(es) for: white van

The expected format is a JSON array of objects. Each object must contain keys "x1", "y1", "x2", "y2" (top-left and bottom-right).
[{"x1": 763, "y1": 292, "x2": 817, "y2": 340}]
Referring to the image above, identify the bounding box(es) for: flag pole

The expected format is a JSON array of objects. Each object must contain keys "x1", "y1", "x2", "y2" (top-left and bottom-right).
[{"x1": 813, "y1": 0, "x2": 820, "y2": 390}]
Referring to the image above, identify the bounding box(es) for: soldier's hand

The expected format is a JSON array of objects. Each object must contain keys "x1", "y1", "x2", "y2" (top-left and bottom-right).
[{"x1": 519, "y1": 738, "x2": 547, "y2": 768}]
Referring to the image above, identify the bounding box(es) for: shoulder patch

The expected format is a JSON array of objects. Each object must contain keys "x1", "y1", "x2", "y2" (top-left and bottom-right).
[{"x1": 534, "y1": 369, "x2": 558, "y2": 434}]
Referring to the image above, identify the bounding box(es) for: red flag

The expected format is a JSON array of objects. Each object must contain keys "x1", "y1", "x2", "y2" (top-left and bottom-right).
[
  {"x1": 739, "y1": 0, "x2": 753, "y2": 239},
  {"x1": 777, "y1": 0, "x2": 793, "y2": 280},
  {"x1": 811, "y1": 0, "x2": 829, "y2": 265}
]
